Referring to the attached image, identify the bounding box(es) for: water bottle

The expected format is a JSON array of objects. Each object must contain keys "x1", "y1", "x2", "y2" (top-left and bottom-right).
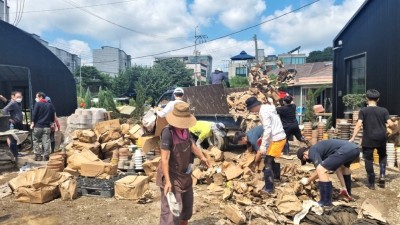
[{"x1": 9, "y1": 123, "x2": 14, "y2": 130}]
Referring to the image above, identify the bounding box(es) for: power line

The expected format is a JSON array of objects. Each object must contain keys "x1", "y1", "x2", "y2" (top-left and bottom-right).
[
  {"x1": 1, "y1": 0, "x2": 139, "y2": 14},
  {"x1": 131, "y1": 0, "x2": 321, "y2": 59},
  {"x1": 61, "y1": 0, "x2": 186, "y2": 40}
]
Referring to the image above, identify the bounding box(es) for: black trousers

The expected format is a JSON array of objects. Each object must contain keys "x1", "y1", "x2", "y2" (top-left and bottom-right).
[{"x1": 362, "y1": 146, "x2": 387, "y2": 177}]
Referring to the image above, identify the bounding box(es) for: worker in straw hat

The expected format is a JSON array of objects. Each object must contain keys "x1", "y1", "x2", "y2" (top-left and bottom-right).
[
  {"x1": 297, "y1": 139, "x2": 360, "y2": 206},
  {"x1": 156, "y1": 102, "x2": 210, "y2": 225}
]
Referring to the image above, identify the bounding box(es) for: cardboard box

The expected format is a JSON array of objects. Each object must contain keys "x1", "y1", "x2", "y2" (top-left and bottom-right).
[
  {"x1": 138, "y1": 136, "x2": 159, "y2": 154},
  {"x1": 15, "y1": 186, "x2": 60, "y2": 204},
  {"x1": 129, "y1": 124, "x2": 144, "y2": 140},
  {"x1": 80, "y1": 161, "x2": 117, "y2": 179},
  {"x1": 114, "y1": 176, "x2": 149, "y2": 200},
  {"x1": 94, "y1": 119, "x2": 121, "y2": 136},
  {"x1": 155, "y1": 117, "x2": 169, "y2": 137},
  {"x1": 67, "y1": 150, "x2": 100, "y2": 171},
  {"x1": 142, "y1": 157, "x2": 161, "y2": 182}
]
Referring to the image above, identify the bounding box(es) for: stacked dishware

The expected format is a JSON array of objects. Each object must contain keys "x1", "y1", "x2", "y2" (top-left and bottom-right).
[
  {"x1": 302, "y1": 122, "x2": 312, "y2": 142},
  {"x1": 317, "y1": 123, "x2": 325, "y2": 141},
  {"x1": 387, "y1": 143, "x2": 396, "y2": 167},
  {"x1": 396, "y1": 146, "x2": 400, "y2": 167},
  {"x1": 134, "y1": 149, "x2": 144, "y2": 171}
]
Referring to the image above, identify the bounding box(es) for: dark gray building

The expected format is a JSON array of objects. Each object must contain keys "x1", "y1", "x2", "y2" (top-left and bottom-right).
[
  {"x1": 0, "y1": 20, "x2": 77, "y2": 117},
  {"x1": 333, "y1": 0, "x2": 400, "y2": 121}
]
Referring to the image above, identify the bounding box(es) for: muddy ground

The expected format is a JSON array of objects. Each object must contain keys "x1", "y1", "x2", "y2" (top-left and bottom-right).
[{"x1": 1, "y1": 148, "x2": 400, "y2": 225}]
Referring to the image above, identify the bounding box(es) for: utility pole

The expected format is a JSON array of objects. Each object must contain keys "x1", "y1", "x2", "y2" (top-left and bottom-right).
[
  {"x1": 194, "y1": 26, "x2": 207, "y2": 86},
  {"x1": 3, "y1": 0, "x2": 9, "y2": 22},
  {"x1": 254, "y1": 34, "x2": 259, "y2": 64}
]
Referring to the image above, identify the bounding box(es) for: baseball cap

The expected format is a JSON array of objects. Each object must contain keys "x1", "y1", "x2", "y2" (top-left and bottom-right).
[
  {"x1": 216, "y1": 68, "x2": 222, "y2": 71},
  {"x1": 246, "y1": 97, "x2": 261, "y2": 110},
  {"x1": 297, "y1": 147, "x2": 309, "y2": 165},
  {"x1": 173, "y1": 88, "x2": 184, "y2": 94}
]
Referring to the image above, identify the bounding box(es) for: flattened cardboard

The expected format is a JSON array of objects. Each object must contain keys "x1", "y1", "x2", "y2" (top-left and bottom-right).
[
  {"x1": 115, "y1": 176, "x2": 149, "y2": 200},
  {"x1": 67, "y1": 150, "x2": 100, "y2": 171},
  {"x1": 129, "y1": 124, "x2": 144, "y2": 140},
  {"x1": 142, "y1": 157, "x2": 161, "y2": 182},
  {"x1": 155, "y1": 117, "x2": 169, "y2": 137}
]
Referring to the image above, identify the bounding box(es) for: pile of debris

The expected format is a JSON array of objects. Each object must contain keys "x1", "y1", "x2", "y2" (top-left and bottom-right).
[{"x1": 227, "y1": 63, "x2": 292, "y2": 131}]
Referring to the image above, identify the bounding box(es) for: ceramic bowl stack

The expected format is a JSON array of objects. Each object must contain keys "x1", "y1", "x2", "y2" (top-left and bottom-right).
[
  {"x1": 387, "y1": 143, "x2": 396, "y2": 167},
  {"x1": 134, "y1": 149, "x2": 144, "y2": 171},
  {"x1": 317, "y1": 123, "x2": 325, "y2": 141},
  {"x1": 302, "y1": 122, "x2": 313, "y2": 142},
  {"x1": 118, "y1": 148, "x2": 130, "y2": 170},
  {"x1": 311, "y1": 130, "x2": 318, "y2": 145},
  {"x1": 337, "y1": 122, "x2": 351, "y2": 140},
  {"x1": 396, "y1": 147, "x2": 400, "y2": 167}
]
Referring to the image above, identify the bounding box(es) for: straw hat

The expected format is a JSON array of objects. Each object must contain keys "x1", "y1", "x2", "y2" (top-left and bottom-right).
[{"x1": 166, "y1": 102, "x2": 196, "y2": 129}]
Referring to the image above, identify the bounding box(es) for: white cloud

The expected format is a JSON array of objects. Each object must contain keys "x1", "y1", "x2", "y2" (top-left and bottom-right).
[
  {"x1": 190, "y1": 0, "x2": 266, "y2": 29},
  {"x1": 260, "y1": 0, "x2": 364, "y2": 53}
]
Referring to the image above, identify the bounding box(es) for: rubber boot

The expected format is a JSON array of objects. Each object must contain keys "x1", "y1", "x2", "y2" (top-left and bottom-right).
[
  {"x1": 367, "y1": 173, "x2": 375, "y2": 190},
  {"x1": 343, "y1": 175, "x2": 352, "y2": 196},
  {"x1": 318, "y1": 181, "x2": 333, "y2": 206},
  {"x1": 272, "y1": 163, "x2": 281, "y2": 180},
  {"x1": 10, "y1": 142, "x2": 18, "y2": 160},
  {"x1": 263, "y1": 168, "x2": 274, "y2": 193}
]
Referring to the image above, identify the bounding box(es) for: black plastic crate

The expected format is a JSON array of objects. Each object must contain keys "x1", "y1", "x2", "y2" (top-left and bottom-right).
[{"x1": 78, "y1": 186, "x2": 114, "y2": 198}]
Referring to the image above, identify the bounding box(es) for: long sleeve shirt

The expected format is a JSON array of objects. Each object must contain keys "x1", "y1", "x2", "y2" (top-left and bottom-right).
[
  {"x1": 2, "y1": 100, "x2": 23, "y2": 123},
  {"x1": 32, "y1": 102, "x2": 55, "y2": 128},
  {"x1": 189, "y1": 121, "x2": 213, "y2": 141},
  {"x1": 156, "y1": 100, "x2": 184, "y2": 118},
  {"x1": 259, "y1": 104, "x2": 286, "y2": 151}
]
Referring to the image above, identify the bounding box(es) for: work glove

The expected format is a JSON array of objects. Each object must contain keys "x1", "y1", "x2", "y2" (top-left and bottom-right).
[
  {"x1": 196, "y1": 139, "x2": 203, "y2": 150},
  {"x1": 300, "y1": 177, "x2": 309, "y2": 185},
  {"x1": 339, "y1": 188, "x2": 353, "y2": 201}
]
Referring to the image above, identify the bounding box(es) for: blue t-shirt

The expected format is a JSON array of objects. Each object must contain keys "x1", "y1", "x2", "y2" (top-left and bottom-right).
[{"x1": 246, "y1": 126, "x2": 264, "y2": 151}]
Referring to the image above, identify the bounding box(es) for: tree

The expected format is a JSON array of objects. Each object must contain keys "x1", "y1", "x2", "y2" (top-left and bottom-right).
[
  {"x1": 111, "y1": 66, "x2": 143, "y2": 97},
  {"x1": 230, "y1": 76, "x2": 249, "y2": 88},
  {"x1": 304, "y1": 86, "x2": 326, "y2": 125},
  {"x1": 306, "y1": 47, "x2": 333, "y2": 63},
  {"x1": 84, "y1": 88, "x2": 92, "y2": 109},
  {"x1": 74, "y1": 66, "x2": 112, "y2": 94},
  {"x1": 153, "y1": 58, "x2": 194, "y2": 87}
]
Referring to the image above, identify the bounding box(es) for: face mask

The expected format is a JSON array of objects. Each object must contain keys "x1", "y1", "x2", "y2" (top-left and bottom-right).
[
  {"x1": 35, "y1": 98, "x2": 39, "y2": 102},
  {"x1": 15, "y1": 98, "x2": 22, "y2": 103}
]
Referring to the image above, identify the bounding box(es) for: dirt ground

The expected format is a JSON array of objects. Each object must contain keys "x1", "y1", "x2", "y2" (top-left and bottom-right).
[{"x1": 1, "y1": 148, "x2": 400, "y2": 225}]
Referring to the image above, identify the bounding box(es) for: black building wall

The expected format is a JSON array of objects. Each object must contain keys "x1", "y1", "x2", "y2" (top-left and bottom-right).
[
  {"x1": 0, "y1": 20, "x2": 77, "y2": 116},
  {"x1": 333, "y1": 0, "x2": 400, "y2": 121}
]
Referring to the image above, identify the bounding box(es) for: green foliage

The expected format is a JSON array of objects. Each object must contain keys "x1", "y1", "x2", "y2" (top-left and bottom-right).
[
  {"x1": 325, "y1": 115, "x2": 333, "y2": 130},
  {"x1": 306, "y1": 47, "x2": 333, "y2": 63},
  {"x1": 97, "y1": 87, "x2": 106, "y2": 108},
  {"x1": 153, "y1": 58, "x2": 194, "y2": 87},
  {"x1": 133, "y1": 80, "x2": 146, "y2": 119},
  {"x1": 74, "y1": 66, "x2": 112, "y2": 92},
  {"x1": 342, "y1": 94, "x2": 366, "y2": 110},
  {"x1": 111, "y1": 66, "x2": 143, "y2": 97},
  {"x1": 84, "y1": 88, "x2": 92, "y2": 109},
  {"x1": 304, "y1": 86, "x2": 326, "y2": 125},
  {"x1": 129, "y1": 98, "x2": 136, "y2": 107},
  {"x1": 230, "y1": 76, "x2": 249, "y2": 88}
]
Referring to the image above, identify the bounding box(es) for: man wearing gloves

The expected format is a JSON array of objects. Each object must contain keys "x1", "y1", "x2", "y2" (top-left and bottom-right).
[
  {"x1": 189, "y1": 121, "x2": 225, "y2": 149},
  {"x1": 297, "y1": 139, "x2": 359, "y2": 206},
  {"x1": 246, "y1": 97, "x2": 286, "y2": 193}
]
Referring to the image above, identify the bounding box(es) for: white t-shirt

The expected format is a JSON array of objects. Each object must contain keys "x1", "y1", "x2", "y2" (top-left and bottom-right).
[{"x1": 157, "y1": 99, "x2": 184, "y2": 118}]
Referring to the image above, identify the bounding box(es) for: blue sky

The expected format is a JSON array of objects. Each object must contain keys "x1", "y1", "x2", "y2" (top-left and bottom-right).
[{"x1": 8, "y1": 0, "x2": 364, "y2": 68}]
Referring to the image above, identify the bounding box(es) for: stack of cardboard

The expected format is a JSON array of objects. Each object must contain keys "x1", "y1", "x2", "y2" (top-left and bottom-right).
[{"x1": 227, "y1": 63, "x2": 293, "y2": 132}]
